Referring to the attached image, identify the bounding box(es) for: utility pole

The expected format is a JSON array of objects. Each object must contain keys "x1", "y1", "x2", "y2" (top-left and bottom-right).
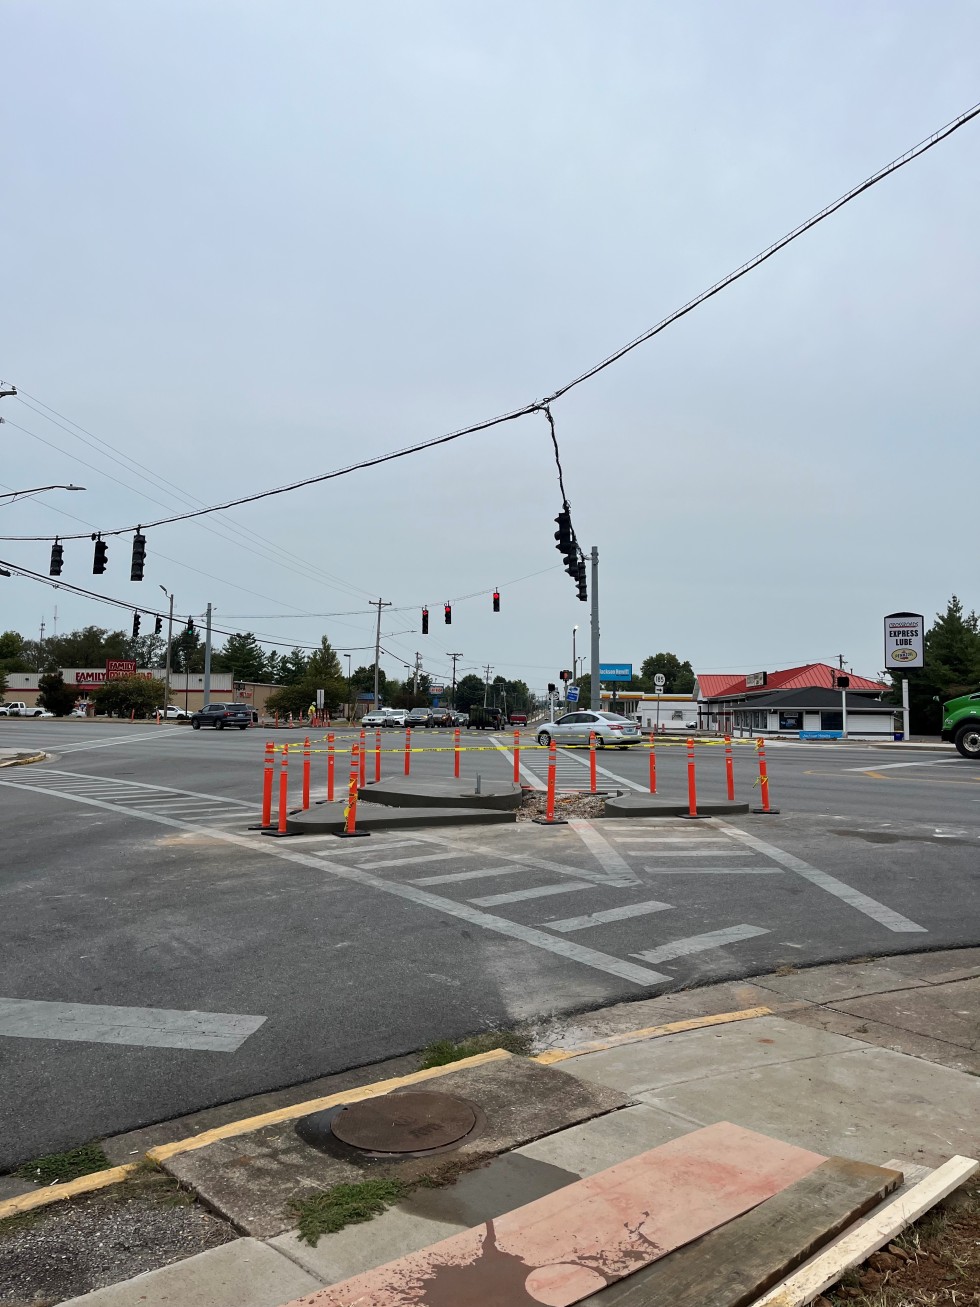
[
  {"x1": 483, "y1": 664, "x2": 493, "y2": 707},
  {"x1": 572, "y1": 625, "x2": 578, "y2": 687},
  {"x1": 38, "y1": 619, "x2": 45, "y2": 671},
  {"x1": 160, "y1": 586, "x2": 174, "y2": 713},
  {"x1": 203, "y1": 603, "x2": 213, "y2": 707},
  {"x1": 449, "y1": 653, "x2": 463, "y2": 709},
  {"x1": 589, "y1": 546, "x2": 600, "y2": 710},
  {"x1": 371, "y1": 599, "x2": 392, "y2": 709},
  {"x1": 413, "y1": 652, "x2": 421, "y2": 697}
]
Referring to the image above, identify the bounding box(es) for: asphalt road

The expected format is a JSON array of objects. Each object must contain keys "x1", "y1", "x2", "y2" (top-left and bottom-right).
[{"x1": 1, "y1": 718, "x2": 978, "y2": 1169}]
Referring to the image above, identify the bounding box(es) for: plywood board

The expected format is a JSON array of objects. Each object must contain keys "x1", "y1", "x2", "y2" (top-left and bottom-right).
[
  {"x1": 577, "y1": 1156, "x2": 902, "y2": 1306},
  {"x1": 288, "y1": 1122, "x2": 826, "y2": 1307}
]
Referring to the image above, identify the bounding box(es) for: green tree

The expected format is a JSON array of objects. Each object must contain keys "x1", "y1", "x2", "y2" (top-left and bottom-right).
[
  {"x1": 639, "y1": 652, "x2": 696, "y2": 693},
  {"x1": 0, "y1": 666, "x2": 7, "y2": 697},
  {"x1": 277, "y1": 648, "x2": 310, "y2": 685},
  {"x1": 44, "y1": 626, "x2": 132, "y2": 669},
  {"x1": 454, "y1": 674, "x2": 486, "y2": 712},
  {"x1": 351, "y1": 664, "x2": 387, "y2": 699},
  {"x1": 37, "y1": 671, "x2": 77, "y2": 716},
  {"x1": 213, "y1": 632, "x2": 268, "y2": 682},
  {"x1": 0, "y1": 631, "x2": 30, "y2": 673},
  {"x1": 575, "y1": 673, "x2": 591, "y2": 705},
  {"x1": 92, "y1": 675, "x2": 166, "y2": 718},
  {"x1": 130, "y1": 632, "x2": 165, "y2": 668},
  {"x1": 167, "y1": 627, "x2": 205, "y2": 674}
]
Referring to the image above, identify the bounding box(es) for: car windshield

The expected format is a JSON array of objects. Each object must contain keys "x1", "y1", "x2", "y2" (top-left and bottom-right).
[{"x1": 596, "y1": 712, "x2": 633, "y2": 723}]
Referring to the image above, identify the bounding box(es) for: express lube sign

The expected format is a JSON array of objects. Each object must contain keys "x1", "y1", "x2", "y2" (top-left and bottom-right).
[{"x1": 884, "y1": 612, "x2": 924, "y2": 669}]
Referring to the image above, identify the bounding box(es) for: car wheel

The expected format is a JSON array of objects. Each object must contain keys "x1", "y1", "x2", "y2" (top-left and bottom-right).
[
  {"x1": 192, "y1": 720, "x2": 201, "y2": 729},
  {"x1": 954, "y1": 724, "x2": 980, "y2": 759},
  {"x1": 216, "y1": 720, "x2": 224, "y2": 730},
  {"x1": 537, "y1": 731, "x2": 551, "y2": 746},
  {"x1": 239, "y1": 725, "x2": 247, "y2": 731},
  {"x1": 596, "y1": 737, "x2": 606, "y2": 748}
]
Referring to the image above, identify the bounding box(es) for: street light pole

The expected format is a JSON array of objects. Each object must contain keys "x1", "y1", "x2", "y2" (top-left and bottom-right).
[
  {"x1": 448, "y1": 653, "x2": 463, "y2": 710},
  {"x1": 160, "y1": 586, "x2": 174, "y2": 714},
  {"x1": 572, "y1": 625, "x2": 578, "y2": 687},
  {"x1": 344, "y1": 654, "x2": 352, "y2": 720}
]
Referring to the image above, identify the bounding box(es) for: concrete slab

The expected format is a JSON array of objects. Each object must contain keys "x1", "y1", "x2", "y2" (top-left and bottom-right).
[
  {"x1": 0, "y1": 1173, "x2": 37, "y2": 1200},
  {"x1": 875, "y1": 946, "x2": 980, "y2": 984},
  {"x1": 283, "y1": 802, "x2": 515, "y2": 835},
  {"x1": 602, "y1": 795, "x2": 749, "y2": 817},
  {"x1": 162, "y1": 1058, "x2": 630, "y2": 1237},
  {"x1": 272, "y1": 1152, "x2": 580, "y2": 1284},
  {"x1": 358, "y1": 776, "x2": 523, "y2": 811},
  {"x1": 753, "y1": 961, "x2": 925, "y2": 1005},
  {"x1": 58, "y1": 1238, "x2": 320, "y2": 1307},
  {"x1": 561, "y1": 1015, "x2": 860, "y2": 1095},
  {"x1": 833, "y1": 977, "x2": 980, "y2": 1051},
  {"x1": 629, "y1": 1044, "x2": 980, "y2": 1167},
  {"x1": 782, "y1": 1003, "x2": 980, "y2": 1076},
  {"x1": 515, "y1": 1103, "x2": 694, "y2": 1176}
]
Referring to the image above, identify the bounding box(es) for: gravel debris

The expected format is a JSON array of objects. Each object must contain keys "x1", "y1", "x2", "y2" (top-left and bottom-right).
[
  {"x1": 0, "y1": 1184, "x2": 235, "y2": 1305},
  {"x1": 516, "y1": 791, "x2": 608, "y2": 821}
]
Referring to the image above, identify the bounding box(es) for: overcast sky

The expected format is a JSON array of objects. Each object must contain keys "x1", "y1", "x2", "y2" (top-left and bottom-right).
[{"x1": 3, "y1": 1, "x2": 978, "y2": 691}]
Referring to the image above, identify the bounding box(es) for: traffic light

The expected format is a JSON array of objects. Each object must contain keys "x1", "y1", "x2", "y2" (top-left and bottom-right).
[
  {"x1": 559, "y1": 669, "x2": 571, "y2": 682},
  {"x1": 575, "y1": 558, "x2": 587, "y2": 602},
  {"x1": 547, "y1": 682, "x2": 556, "y2": 693},
  {"x1": 154, "y1": 615, "x2": 163, "y2": 635},
  {"x1": 49, "y1": 540, "x2": 63, "y2": 577},
  {"x1": 186, "y1": 616, "x2": 195, "y2": 634},
  {"x1": 93, "y1": 536, "x2": 108, "y2": 574},
  {"x1": 132, "y1": 612, "x2": 141, "y2": 638},
  {"x1": 836, "y1": 675, "x2": 850, "y2": 689},
  {"x1": 421, "y1": 606, "x2": 429, "y2": 635},
  {"x1": 130, "y1": 531, "x2": 146, "y2": 581},
  {"x1": 492, "y1": 590, "x2": 500, "y2": 613},
  {"x1": 444, "y1": 603, "x2": 451, "y2": 625}
]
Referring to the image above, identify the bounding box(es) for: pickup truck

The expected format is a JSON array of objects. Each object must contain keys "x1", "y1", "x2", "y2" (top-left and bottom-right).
[
  {"x1": 941, "y1": 690, "x2": 980, "y2": 758},
  {"x1": 0, "y1": 702, "x2": 47, "y2": 717},
  {"x1": 466, "y1": 705, "x2": 504, "y2": 730}
]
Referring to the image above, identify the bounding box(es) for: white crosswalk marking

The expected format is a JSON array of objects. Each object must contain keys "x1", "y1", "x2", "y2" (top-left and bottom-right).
[
  {"x1": 543, "y1": 900, "x2": 673, "y2": 933},
  {"x1": 470, "y1": 881, "x2": 593, "y2": 907},
  {"x1": 411, "y1": 866, "x2": 530, "y2": 886},
  {"x1": 632, "y1": 925, "x2": 770, "y2": 964}
]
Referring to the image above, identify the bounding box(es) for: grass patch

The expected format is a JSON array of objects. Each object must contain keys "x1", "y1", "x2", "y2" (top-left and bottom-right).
[
  {"x1": 419, "y1": 1028, "x2": 532, "y2": 1069},
  {"x1": 292, "y1": 1179, "x2": 407, "y2": 1245},
  {"x1": 14, "y1": 1143, "x2": 113, "y2": 1186}
]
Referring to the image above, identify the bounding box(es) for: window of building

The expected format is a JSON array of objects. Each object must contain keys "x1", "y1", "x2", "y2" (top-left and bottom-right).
[
  {"x1": 779, "y1": 712, "x2": 802, "y2": 730},
  {"x1": 821, "y1": 711, "x2": 844, "y2": 731}
]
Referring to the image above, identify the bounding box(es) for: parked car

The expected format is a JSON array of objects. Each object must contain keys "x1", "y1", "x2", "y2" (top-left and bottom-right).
[
  {"x1": 190, "y1": 702, "x2": 252, "y2": 731},
  {"x1": 466, "y1": 705, "x2": 504, "y2": 730},
  {"x1": 536, "y1": 711, "x2": 643, "y2": 749},
  {"x1": 360, "y1": 711, "x2": 389, "y2": 729},
  {"x1": 161, "y1": 705, "x2": 190, "y2": 719},
  {"x1": 508, "y1": 712, "x2": 528, "y2": 726}
]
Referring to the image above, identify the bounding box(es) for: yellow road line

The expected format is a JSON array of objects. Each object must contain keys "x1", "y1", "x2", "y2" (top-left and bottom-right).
[{"x1": 533, "y1": 1006, "x2": 772, "y2": 1063}]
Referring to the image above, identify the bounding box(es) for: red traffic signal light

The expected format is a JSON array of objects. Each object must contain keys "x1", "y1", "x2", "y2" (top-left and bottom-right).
[
  {"x1": 559, "y1": 669, "x2": 571, "y2": 681},
  {"x1": 421, "y1": 606, "x2": 429, "y2": 635},
  {"x1": 492, "y1": 590, "x2": 500, "y2": 612},
  {"x1": 444, "y1": 603, "x2": 452, "y2": 625}
]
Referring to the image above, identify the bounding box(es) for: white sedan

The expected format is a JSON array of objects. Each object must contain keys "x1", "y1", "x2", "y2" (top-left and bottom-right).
[{"x1": 536, "y1": 711, "x2": 643, "y2": 749}]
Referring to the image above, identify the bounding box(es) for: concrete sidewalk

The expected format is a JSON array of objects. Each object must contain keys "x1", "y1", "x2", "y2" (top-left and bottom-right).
[{"x1": 26, "y1": 947, "x2": 980, "y2": 1306}]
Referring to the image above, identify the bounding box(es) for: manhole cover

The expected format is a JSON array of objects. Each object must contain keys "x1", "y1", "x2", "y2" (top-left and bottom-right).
[{"x1": 331, "y1": 1091, "x2": 478, "y2": 1154}]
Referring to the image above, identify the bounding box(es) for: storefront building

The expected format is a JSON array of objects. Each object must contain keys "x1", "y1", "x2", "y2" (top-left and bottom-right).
[{"x1": 695, "y1": 663, "x2": 895, "y2": 739}]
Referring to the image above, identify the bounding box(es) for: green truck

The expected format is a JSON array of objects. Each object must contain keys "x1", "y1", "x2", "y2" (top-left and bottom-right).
[{"x1": 941, "y1": 691, "x2": 980, "y2": 759}]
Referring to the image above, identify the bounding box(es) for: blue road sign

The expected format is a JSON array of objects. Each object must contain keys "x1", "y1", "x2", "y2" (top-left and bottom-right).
[
  {"x1": 565, "y1": 685, "x2": 580, "y2": 703},
  {"x1": 598, "y1": 663, "x2": 632, "y2": 681}
]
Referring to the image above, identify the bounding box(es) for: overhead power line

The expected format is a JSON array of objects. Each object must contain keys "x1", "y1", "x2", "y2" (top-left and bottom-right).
[{"x1": 2, "y1": 97, "x2": 978, "y2": 548}]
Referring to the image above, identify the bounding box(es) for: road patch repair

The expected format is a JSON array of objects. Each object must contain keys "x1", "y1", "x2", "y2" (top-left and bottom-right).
[
  {"x1": 0, "y1": 748, "x2": 46, "y2": 767},
  {"x1": 3, "y1": 951, "x2": 980, "y2": 1306}
]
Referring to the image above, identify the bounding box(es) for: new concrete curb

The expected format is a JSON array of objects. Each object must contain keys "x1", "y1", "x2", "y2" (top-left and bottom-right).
[
  {"x1": 283, "y1": 802, "x2": 516, "y2": 835},
  {"x1": 602, "y1": 795, "x2": 750, "y2": 818},
  {"x1": 357, "y1": 776, "x2": 523, "y2": 811}
]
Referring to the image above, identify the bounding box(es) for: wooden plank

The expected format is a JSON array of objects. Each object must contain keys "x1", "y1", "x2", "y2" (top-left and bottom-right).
[
  {"x1": 287, "y1": 1122, "x2": 826, "y2": 1307},
  {"x1": 578, "y1": 1157, "x2": 902, "y2": 1306},
  {"x1": 751, "y1": 1153, "x2": 978, "y2": 1307}
]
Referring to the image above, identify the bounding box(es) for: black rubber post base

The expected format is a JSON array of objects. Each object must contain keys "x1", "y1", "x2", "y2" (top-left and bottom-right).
[
  {"x1": 532, "y1": 817, "x2": 568, "y2": 826},
  {"x1": 680, "y1": 813, "x2": 710, "y2": 820},
  {"x1": 247, "y1": 823, "x2": 275, "y2": 831},
  {"x1": 261, "y1": 829, "x2": 300, "y2": 837},
  {"x1": 752, "y1": 807, "x2": 781, "y2": 815},
  {"x1": 334, "y1": 829, "x2": 371, "y2": 838}
]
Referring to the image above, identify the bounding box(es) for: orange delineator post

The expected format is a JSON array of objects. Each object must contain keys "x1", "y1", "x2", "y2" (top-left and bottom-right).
[
  {"x1": 327, "y1": 732, "x2": 335, "y2": 802},
  {"x1": 589, "y1": 731, "x2": 597, "y2": 793},
  {"x1": 256, "y1": 741, "x2": 274, "y2": 829},
  {"x1": 404, "y1": 728, "x2": 412, "y2": 775},
  {"x1": 686, "y1": 737, "x2": 699, "y2": 817},
  {"x1": 546, "y1": 740, "x2": 557, "y2": 820},
  {"x1": 454, "y1": 728, "x2": 461, "y2": 778},
  {"x1": 276, "y1": 746, "x2": 289, "y2": 834},
  {"x1": 724, "y1": 735, "x2": 735, "y2": 801},
  {"x1": 359, "y1": 729, "x2": 367, "y2": 787},
  {"x1": 753, "y1": 737, "x2": 779, "y2": 814},
  {"x1": 649, "y1": 739, "x2": 657, "y2": 794},
  {"x1": 302, "y1": 736, "x2": 311, "y2": 810},
  {"x1": 513, "y1": 731, "x2": 521, "y2": 784},
  {"x1": 342, "y1": 745, "x2": 359, "y2": 835},
  {"x1": 374, "y1": 730, "x2": 382, "y2": 783}
]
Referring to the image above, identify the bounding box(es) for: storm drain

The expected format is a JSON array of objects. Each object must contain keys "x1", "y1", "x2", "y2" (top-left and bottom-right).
[{"x1": 296, "y1": 1090, "x2": 484, "y2": 1160}]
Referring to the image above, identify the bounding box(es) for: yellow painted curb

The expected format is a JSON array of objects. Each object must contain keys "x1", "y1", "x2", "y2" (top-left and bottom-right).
[
  {"x1": 532, "y1": 1006, "x2": 772, "y2": 1064},
  {"x1": 0, "y1": 752, "x2": 47, "y2": 768},
  {"x1": 0, "y1": 1163, "x2": 139, "y2": 1221},
  {"x1": 148, "y1": 1047, "x2": 513, "y2": 1163}
]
